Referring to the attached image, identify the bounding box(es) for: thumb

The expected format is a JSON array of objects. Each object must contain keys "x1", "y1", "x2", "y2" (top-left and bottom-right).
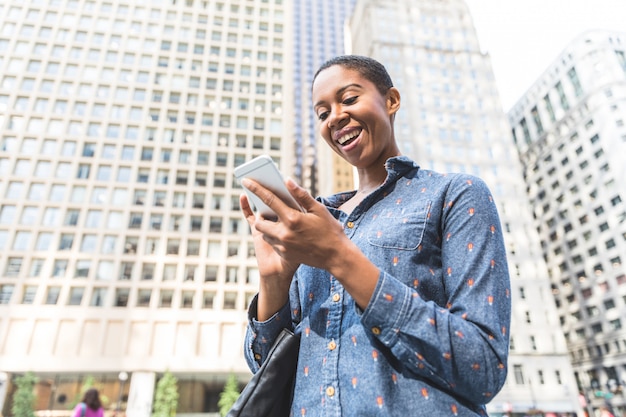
[{"x1": 286, "y1": 178, "x2": 318, "y2": 212}]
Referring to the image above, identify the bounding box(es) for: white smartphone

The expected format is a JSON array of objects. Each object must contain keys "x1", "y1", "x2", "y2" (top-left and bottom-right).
[{"x1": 234, "y1": 155, "x2": 304, "y2": 218}]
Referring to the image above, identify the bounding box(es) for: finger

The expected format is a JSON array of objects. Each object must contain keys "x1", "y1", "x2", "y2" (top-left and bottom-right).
[
  {"x1": 241, "y1": 178, "x2": 291, "y2": 219},
  {"x1": 239, "y1": 193, "x2": 257, "y2": 225},
  {"x1": 286, "y1": 178, "x2": 319, "y2": 212}
]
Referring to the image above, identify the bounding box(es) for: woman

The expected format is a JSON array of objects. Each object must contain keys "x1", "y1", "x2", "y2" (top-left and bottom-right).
[
  {"x1": 240, "y1": 55, "x2": 511, "y2": 416},
  {"x1": 73, "y1": 388, "x2": 104, "y2": 417}
]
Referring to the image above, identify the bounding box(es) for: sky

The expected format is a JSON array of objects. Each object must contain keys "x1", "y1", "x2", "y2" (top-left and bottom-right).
[{"x1": 464, "y1": 0, "x2": 626, "y2": 111}]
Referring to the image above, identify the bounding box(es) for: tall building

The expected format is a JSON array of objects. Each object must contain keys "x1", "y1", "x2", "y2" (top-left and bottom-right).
[
  {"x1": 346, "y1": 0, "x2": 583, "y2": 415},
  {"x1": 292, "y1": 0, "x2": 357, "y2": 197},
  {"x1": 508, "y1": 30, "x2": 626, "y2": 416},
  {"x1": 0, "y1": 0, "x2": 293, "y2": 415}
]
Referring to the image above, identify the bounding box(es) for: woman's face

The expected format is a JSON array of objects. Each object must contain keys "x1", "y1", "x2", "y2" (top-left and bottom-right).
[{"x1": 312, "y1": 65, "x2": 400, "y2": 170}]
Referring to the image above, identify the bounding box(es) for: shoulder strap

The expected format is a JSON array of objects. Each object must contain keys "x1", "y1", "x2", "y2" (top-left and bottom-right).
[{"x1": 80, "y1": 402, "x2": 86, "y2": 417}]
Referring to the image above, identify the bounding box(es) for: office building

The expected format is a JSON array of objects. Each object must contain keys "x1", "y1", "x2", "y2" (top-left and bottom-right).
[
  {"x1": 0, "y1": 0, "x2": 292, "y2": 415},
  {"x1": 292, "y1": 0, "x2": 357, "y2": 196},
  {"x1": 346, "y1": 0, "x2": 583, "y2": 415},
  {"x1": 509, "y1": 30, "x2": 626, "y2": 416}
]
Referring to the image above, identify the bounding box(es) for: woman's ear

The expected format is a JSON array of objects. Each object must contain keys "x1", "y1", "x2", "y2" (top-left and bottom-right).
[{"x1": 386, "y1": 87, "x2": 401, "y2": 116}]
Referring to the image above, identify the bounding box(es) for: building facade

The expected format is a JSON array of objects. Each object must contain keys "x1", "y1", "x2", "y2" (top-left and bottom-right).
[
  {"x1": 347, "y1": 0, "x2": 583, "y2": 415},
  {"x1": 0, "y1": 0, "x2": 293, "y2": 415},
  {"x1": 292, "y1": 0, "x2": 357, "y2": 197},
  {"x1": 508, "y1": 30, "x2": 626, "y2": 416}
]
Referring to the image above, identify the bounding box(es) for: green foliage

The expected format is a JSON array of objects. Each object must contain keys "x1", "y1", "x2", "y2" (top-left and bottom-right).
[
  {"x1": 217, "y1": 374, "x2": 240, "y2": 417},
  {"x1": 11, "y1": 372, "x2": 37, "y2": 417},
  {"x1": 152, "y1": 371, "x2": 179, "y2": 417}
]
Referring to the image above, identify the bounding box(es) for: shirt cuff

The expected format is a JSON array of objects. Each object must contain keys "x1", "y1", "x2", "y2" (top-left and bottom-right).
[
  {"x1": 247, "y1": 294, "x2": 293, "y2": 359},
  {"x1": 360, "y1": 270, "x2": 412, "y2": 347}
]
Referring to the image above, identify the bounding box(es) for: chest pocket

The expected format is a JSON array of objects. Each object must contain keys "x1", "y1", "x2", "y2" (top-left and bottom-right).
[{"x1": 366, "y1": 203, "x2": 429, "y2": 250}]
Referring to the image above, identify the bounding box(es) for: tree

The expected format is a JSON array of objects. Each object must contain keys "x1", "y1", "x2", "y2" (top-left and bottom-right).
[
  {"x1": 11, "y1": 372, "x2": 37, "y2": 417},
  {"x1": 217, "y1": 374, "x2": 240, "y2": 417},
  {"x1": 152, "y1": 371, "x2": 178, "y2": 417}
]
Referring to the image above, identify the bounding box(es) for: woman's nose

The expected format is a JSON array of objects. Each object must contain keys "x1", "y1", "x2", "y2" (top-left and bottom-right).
[{"x1": 327, "y1": 106, "x2": 348, "y2": 129}]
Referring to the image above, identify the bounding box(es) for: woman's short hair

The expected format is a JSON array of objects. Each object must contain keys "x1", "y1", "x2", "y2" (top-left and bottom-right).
[{"x1": 313, "y1": 55, "x2": 393, "y2": 95}]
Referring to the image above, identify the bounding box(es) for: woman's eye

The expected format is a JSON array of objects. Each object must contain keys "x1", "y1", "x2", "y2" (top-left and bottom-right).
[
  {"x1": 343, "y1": 96, "x2": 358, "y2": 105},
  {"x1": 317, "y1": 111, "x2": 329, "y2": 121}
]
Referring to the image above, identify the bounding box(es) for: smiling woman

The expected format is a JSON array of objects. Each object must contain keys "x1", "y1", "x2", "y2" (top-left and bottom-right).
[{"x1": 239, "y1": 55, "x2": 511, "y2": 416}]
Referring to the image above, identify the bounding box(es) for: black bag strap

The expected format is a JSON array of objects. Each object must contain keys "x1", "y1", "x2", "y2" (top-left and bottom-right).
[{"x1": 227, "y1": 328, "x2": 300, "y2": 417}]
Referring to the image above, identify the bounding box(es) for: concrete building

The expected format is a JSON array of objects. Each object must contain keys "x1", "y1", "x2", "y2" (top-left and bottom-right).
[
  {"x1": 508, "y1": 30, "x2": 626, "y2": 416},
  {"x1": 346, "y1": 0, "x2": 583, "y2": 415},
  {"x1": 0, "y1": 0, "x2": 293, "y2": 415}
]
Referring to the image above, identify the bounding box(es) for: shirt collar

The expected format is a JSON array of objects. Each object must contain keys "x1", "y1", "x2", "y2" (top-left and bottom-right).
[{"x1": 317, "y1": 156, "x2": 420, "y2": 209}]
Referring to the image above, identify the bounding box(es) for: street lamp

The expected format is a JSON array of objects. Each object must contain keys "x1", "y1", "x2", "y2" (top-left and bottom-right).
[{"x1": 116, "y1": 372, "x2": 128, "y2": 417}]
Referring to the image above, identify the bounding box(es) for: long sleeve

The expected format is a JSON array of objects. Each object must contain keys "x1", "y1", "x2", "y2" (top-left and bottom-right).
[{"x1": 360, "y1": 174, "x2": 511, "y2": 403}]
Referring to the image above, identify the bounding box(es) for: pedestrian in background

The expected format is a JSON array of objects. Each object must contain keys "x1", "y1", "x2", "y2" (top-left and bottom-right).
[{"x1": 73, "y1": 388, "x2": 104, "y2": 417}]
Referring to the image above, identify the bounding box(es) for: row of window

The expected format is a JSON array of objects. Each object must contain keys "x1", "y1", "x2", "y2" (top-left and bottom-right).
[
  {"x1": 1, "y1": 254, "x2": 257, "y2": 282},
  {"x1": 2, "y1": 162, "x2": 246, "y2": 187},
  {"x1": 3, "y1": 0, "x2": 282, "y2": 23},
  {"x1": 513, "y1": 66, "x2": 585, "y2": 146},
  {"x1": 569, "y1": 338, "x2": 626, "y2": 364},
  {"x1": 1, "y1": 135, "x2": 281, "y2": 157},
  {"x1": 1, "y1": 181, "x2": 243, "y2": 210},
  {"x1": 6, "y1": 88, "x2": 282, "y2": 118},
  {"x1": 0, "y1": 283, "x2": 253, "y2": 310},
  {"x1": 511, "y1": 364, "x2": 564, "y2": 387},
  {"x1": 1, "y1": 1, "x2": 285, "y2": 39},
  {"x1": 0, "y1": 217, "x2": 252, "y2": 252}
]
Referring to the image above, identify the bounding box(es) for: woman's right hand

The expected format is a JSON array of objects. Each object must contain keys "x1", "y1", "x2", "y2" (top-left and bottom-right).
[{"x1": 240, "y1": 192, "x2": 299, "y2": 320}]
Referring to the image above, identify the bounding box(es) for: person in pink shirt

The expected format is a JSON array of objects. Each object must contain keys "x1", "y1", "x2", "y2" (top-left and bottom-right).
[{"x1": 73, "y1": 388, "x2": 104, "y2": 417}]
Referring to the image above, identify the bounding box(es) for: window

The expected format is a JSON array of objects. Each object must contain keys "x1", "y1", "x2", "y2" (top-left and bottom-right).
[
  {"x1": 90, "y1": 288, "x2": 107, "y2": 306},
  {"x1": 45, "y1": 286, "x2": 61, "y2": 304},
  {"x1": 184, "y1": 265, "x2": 197, "y2": 281},
  {"x1": 5, "y1": 257, "x2": 23, "y2": 276},
  {"x1": 181, "y1": 290, "x2": 194, "y2": 308},
  {"x1": 167, "y1": 239, "x2": 180, "y2": 255},
  {"x1": 141, "y1": 263, "x2": 155, "y2": 280},
  {"x1": 29, "y1": 259, "x2": 45, "y2": 277},
  {"x1": 223, "y1": 292, "x2": 237, "y2": 309},
  {"x1": 75, "y1": 260, "x2": 91, "y2": 278},
  {"x1": 21, "y1": 287, "x2": 38, "y2": 304},
  {"x1": 128, "y1": 212, "x2": 142, "y2": 229},
  {"x1": 203, "y1": 291, "x2": 215, "y2": 309},
  {"x1": 205, "y1": 266, "x2": 218, "y2": 282},
  {"x1": 68, "y1": 287, "x2": 84, "y2": 306},
  {"x1": 136, "y1": 289, "x2": 151, "y2": 307},
  {"x1": 513, "y1": 364, "x2": 525, "y2": 384},
  {"x1": 52, "y1": 260, "x2": 68, "y2": 278},
  {"x1": 114, "y1": 289, "x2": 129, "y2": 307},
  {"x1": 0, "y1": 285, "x2": 15, "y2": 304},
  {"x1": 163, "y1": 264, "x2": 177, "y2": 281}
]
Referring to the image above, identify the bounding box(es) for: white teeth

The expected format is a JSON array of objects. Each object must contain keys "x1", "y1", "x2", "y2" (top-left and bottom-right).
[{"x1": 338, "y1": 130, "x2": 360, "y2": 145}]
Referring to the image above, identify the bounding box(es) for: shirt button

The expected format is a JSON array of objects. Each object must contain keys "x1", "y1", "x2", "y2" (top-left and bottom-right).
[
  {"x1": 328, "y1": 340, "x2": 337, "y2": 350},
  {"x1": 371, "y1": 326, "x2": 381, "y2": 335},
  {"x1": 346, "y1": 221, "x2": 354, "y2": 228},
  {"x1": 254, "y1": 353, "x2": 261, "y2": 360},
  {"x1": 332, "y1": 293, "x2": 340, "y2": 302},
  {"x1": 325, "y1": 386, "x2": 335, "y2": 397}
]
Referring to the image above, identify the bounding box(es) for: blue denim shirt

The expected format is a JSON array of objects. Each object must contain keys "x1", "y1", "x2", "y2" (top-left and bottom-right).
[{"x1": 244, "y1": 156, "x2": 511, "y2": 416}]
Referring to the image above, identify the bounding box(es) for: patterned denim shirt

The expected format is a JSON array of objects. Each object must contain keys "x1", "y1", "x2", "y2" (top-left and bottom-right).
[{"x1": 244, "y1": 156, "x2": 511, "y2": 416}]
